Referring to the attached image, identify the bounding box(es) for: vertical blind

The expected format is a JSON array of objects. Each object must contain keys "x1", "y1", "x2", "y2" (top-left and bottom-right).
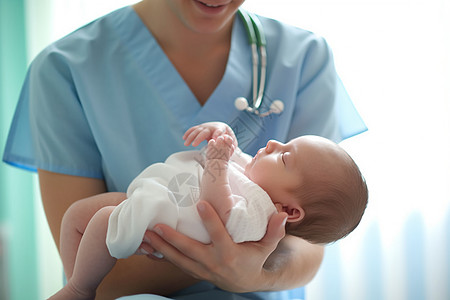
[{"x1": 0, "y1": 0, "x2": 38, "y2": 299}]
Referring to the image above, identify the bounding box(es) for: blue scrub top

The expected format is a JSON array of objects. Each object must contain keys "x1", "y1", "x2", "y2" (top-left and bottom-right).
[
  {"x1": 2, "y1": 6, "x2": 366, "y2": 299},
  {"x1": 3, "y1": 6, "x2": 366, "y2": 192}
]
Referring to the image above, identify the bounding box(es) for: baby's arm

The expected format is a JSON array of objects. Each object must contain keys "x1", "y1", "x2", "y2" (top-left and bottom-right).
[
  {"x1": 184, "y1": 122, "x2": 239, "y2": 224},
  {"x1": 200, "y1": 135, "x2": 236, "y2": 224}
]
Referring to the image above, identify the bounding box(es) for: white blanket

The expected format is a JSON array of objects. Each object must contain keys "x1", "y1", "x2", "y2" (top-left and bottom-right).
[{"x1": 106, "y1": 150, "x2": 276, "y2": 259}]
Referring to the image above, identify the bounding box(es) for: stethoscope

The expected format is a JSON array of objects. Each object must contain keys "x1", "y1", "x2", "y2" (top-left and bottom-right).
[{"x1": 234, "y1": 9, "x2": 284, "y2": 117}]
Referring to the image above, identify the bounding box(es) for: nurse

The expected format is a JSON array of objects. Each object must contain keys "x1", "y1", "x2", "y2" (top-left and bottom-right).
[{"x1": 3, "y1": 0, "x2": 366, "y2": 299}]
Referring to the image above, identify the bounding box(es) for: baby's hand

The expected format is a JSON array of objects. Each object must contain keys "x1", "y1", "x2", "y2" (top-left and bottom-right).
[
  {"x1": 183, "y1": 122, "x2": 237, "y2": 148},
  {"x1": 206, "y1": 135, "x2": 235, "y2": 162}
]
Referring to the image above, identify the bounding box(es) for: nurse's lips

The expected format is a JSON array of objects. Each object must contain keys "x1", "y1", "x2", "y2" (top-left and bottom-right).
[{"x1": 196, "y1": 1, "x2": 228, "y2": 8}]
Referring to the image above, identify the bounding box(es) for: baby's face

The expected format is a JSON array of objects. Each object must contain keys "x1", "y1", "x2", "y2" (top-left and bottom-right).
[{"x1": 245, "y1": 136, "x2": 346, "y2": 204}]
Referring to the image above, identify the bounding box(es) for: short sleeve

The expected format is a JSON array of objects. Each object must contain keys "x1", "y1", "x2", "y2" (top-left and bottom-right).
[
  {"x1": 287, "y1": 36, "x2": 367, "y2": 143},
  {"x1": 3, "y1": 47, "x2": 103, "y2": 178}
]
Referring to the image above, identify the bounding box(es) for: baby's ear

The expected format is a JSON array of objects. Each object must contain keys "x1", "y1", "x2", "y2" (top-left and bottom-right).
[{"x1": 286, "y1": 206, "x2": 305, "y2": 223}]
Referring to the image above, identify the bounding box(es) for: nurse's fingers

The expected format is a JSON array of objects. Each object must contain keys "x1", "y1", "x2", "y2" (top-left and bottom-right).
[
  {"x1": 144, "y1": 225, "x2": 211, "y2": 280},
  {"x1": 151, "y1": 201, "x2": 231, "y2": 258},
  {"x1": 137, "y1": 239, "x2": 163, "y2": 261}
]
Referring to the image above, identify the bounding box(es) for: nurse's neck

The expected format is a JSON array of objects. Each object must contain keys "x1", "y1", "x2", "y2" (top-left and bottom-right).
[
  {"x1": 133, "y1": 0, "x2": 233, "y2": 56},
  {"x1": 133, "y1": 0, "x2": 232, "y2": 106}
]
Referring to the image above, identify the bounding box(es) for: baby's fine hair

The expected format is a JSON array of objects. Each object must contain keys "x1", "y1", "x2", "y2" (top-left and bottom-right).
[{"x1": 286, "y1": 153, "x2": 368, "y2": 244}]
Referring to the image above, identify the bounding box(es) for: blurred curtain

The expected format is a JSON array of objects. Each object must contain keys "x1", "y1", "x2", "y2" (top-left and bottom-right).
[{"x1": 0, "y1": 0, "x2": 38, "y2": 299}]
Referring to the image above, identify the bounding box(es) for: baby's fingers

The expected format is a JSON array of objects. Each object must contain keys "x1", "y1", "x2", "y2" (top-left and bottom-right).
[
  {"x1": 183, "y1": 126, "x2": 200, "y2": 145},
  {"x1": 184, "y1": 126, "x2": 211, "y2": 147},
  {"x1": 207, "y1": 136, "x2": 234, "y2": 160},
  {"x1": 211, "y1": 128, "x2": 226, "y2": 140},
  {"x1": 222, "y1": 135, "x2": 234, "y2": 147},
  {"x1": 183, "y1": 126, "x2": 197, "y2": 141},
  {"x1": 218, "y1": 135, "x2": 235, "y2": 155}
]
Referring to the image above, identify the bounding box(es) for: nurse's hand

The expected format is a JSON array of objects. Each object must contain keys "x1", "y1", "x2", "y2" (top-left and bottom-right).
[{"x1": 141, "y1": 201, "x2": 288, "y2": 292}]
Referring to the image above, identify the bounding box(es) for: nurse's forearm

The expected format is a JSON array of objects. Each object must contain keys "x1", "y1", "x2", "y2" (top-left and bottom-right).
[
  {"x1": 38, "y1": 169, "x2": 109, "y2": 249},
  {"x1": 262, "y1": 235, "x2": 324, "y2": 290},
  {"x1": 96, "y1": 256, "x2": 199, "y2": 299}
]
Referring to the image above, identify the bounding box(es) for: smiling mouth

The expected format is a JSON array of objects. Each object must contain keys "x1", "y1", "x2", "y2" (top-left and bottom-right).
[{"x1": 197, "y1": 1, "x2": 224, "y2": 8}]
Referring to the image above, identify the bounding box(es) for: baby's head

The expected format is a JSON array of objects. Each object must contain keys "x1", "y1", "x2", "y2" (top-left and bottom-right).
[{"x1": 245, "y1": 136, "x2": 368, "y2": 244}]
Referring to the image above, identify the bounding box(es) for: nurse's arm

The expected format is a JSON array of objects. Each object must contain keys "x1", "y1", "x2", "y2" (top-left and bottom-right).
[
  {"x1": 38, "y1": 170, "x2": 200, "y2": 299},
  {"x1": 263, "y1": 234, "x2": 324, "y2": 289},
  {"x1": 38, "y1": 169, "x2": 109, "y2": 249}
]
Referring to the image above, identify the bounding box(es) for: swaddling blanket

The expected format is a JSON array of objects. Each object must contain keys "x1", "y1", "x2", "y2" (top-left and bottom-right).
[{"x1": 106, "y1": 149, "x2": 276, "y2": 259}]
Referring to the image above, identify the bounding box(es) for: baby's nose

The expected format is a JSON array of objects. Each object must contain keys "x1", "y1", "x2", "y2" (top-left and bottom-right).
[{"x1": 265, "y1": 140, "x2": 281, "y2": 153}]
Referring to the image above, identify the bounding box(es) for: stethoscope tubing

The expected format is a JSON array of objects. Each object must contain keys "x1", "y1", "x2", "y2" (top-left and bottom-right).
[{"x1": 236, "y1": 10, "x2": 283, "y2": 117}]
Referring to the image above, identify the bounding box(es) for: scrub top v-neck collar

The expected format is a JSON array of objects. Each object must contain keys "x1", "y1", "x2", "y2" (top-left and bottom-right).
[{"x1": 117, "y1": 6, "x2": 252, "y2": 129}]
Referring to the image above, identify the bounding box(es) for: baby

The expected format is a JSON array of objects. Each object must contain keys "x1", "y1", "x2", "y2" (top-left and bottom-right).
[{"x1": 49, "y1": 122, "x2": 368, "y2": 300}]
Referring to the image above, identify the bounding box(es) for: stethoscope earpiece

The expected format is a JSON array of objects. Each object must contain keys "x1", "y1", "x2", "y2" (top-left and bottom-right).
[
  {"x1": 235, "y1": 10, "x2": 284, "y2": 118},
  {"x1": 234, "y1": 97, "x2": 284, "y2": 116},
  {"x1": 235, "y1": 97, "x2": 249, "y2": 111},
  {"x1": 270, "y1": 100, "x2": 284, "y2": 114}
]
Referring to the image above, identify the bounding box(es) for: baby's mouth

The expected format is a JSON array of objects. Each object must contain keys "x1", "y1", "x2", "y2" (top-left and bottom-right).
[{"x1": 255, "y1": 148, "x2": 264, "y2": 157}]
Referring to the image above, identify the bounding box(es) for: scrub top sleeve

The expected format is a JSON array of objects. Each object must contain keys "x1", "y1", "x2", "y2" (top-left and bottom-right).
[
  {"x1": 27, "y1": 49, "x2": 103, "y2": 178},
  {"x1": 3, "y1": 71, "x2": 36, "y2": 171},
  {"x1": 288, "y1": 36, "x2": 366, "y2": 143}
]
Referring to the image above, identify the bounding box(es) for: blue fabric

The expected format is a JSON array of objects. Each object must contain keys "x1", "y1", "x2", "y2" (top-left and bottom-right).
[
  {"x1": 2, "y1": 6, "x2": 367, "y2": 300},
  {"x1": 3, "y1": 6, "x2": 366, "y2": 192},
  {"x1": 116, "y1": 281, "x2": 304, "y2": 300}
]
